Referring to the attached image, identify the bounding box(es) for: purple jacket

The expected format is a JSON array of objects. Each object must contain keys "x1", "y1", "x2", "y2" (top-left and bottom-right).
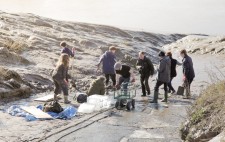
[
  {"x1": 99, "y1": 51, "x2": 116, "y2": 74},
  {"x1": 61, "y1": 47, "x2": 74, "y2": 57}
]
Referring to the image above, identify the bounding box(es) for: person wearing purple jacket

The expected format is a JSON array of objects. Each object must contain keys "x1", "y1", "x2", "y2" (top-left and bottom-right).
[
  {"x1": 60, "y1": 41, "x2": 75, "y2": 57},
  {"x1": 97, "y1": 46, "x2": 117, "y2": 87}
]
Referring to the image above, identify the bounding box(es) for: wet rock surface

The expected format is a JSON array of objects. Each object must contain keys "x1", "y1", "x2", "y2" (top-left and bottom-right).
[{"x1": 0, "y1": 10, "x2": 225, "y2": 142}]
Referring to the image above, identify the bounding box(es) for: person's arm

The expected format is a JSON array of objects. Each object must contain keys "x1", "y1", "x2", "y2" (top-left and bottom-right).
[
  {"x1": 62, "y1": 66, "x2": 68, "y2": 85},
  {"x1": 158, "y1": 60, "x2": 166, "y2": 73},
  {"x1": 177, "y1": 60, "x2": 182, "y2": 66},
  {"x1": 136, "y1": 59, "x2": 142, "y2": 70},
  {"x1": 183, "y1": 58, "x2": 190, "y2": 78},
  {"x1": 68, "y1": 48, "x2": 74, "y2": 57},
  {"x1": 97, "y1": 54, "x2": 104, "y2": 69},
  {"x1": 129, "y1": 69, "x2": 135, "y2": 82},
  {"x1": 147, "y1": 58, "x2": 154, "y2": 75}
]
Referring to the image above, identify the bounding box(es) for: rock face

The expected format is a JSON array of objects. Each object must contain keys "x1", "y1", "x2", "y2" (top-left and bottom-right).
[
  {"x1": 0, "y1": 67, "x2": 31, "y2": 98},
  {"x1": 180, "y1": 82, "x2": 225, "y2": 142},
  {"x1": 163, "y1": 35, "x2": 225, "y2": 54},
  {"x1": 0, "y1": 10, "x2": 185, "y2": 100}
]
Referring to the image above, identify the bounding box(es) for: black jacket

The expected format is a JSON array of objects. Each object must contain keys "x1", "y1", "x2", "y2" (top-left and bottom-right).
[
  {"x1": 182, "y1": 55, "x2": 195, "y2": 79},
  {"x1": 170, "y1": 58, "x2": 178, "y2": 78},
  {"x1": 136, "y1": 56, "x2": 154, "y2": 76}
]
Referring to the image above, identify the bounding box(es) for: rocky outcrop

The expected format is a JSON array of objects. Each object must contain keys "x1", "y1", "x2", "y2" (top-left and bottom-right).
[
  {"x1": 0, "y1": 47, "x2": 30, "y2": 65},
  {"x1": 0, "y1": 67, "x2": 31, "y2": 98},
  {"x1": 180, "y1": 82, "x2": 225, "y2": 142},
  {"x1": 163, "y1": 35, "x2": 225, "y2": 54}
]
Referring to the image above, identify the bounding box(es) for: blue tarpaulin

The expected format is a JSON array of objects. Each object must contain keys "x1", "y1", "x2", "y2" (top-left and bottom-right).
[{"x1": 5, "y1": 105, "x2": 77, "y2": 121}]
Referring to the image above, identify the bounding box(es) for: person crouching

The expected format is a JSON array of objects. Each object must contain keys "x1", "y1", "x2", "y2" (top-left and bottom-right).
[
  {"x1": 114, "y1": 62, "x2": 135, "y2": 90},
  {"x1": 52, "y1": 53, "x2": 71, "y2": 104}
]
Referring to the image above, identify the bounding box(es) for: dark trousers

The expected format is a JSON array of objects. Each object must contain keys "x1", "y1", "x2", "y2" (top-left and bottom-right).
[
  {"x1": 154, "y1": 80, "x2": 168, "y2": 93},
  {"x1": 53, "y1": 79, "x2": 68, "y2": 96},
  {"x1": 168, "y1": 77, "x2": 175, "y2": 92},
  {"x1": 140, "y1": 74, "x2": 150, "y2": 95},
  {"x1": 105, "y1": 74, "x2": 116, "y2": 86}
]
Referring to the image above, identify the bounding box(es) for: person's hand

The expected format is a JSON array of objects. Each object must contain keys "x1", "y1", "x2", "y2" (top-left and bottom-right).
[
  {"x1": 183, "y1": 75, "x2": 186, "y2": 81},
  {"x1": 136, "y1": 66, "x2": 141, "y2": 70},
  {"x1": 72, "y1": 47, "x2": 76, "y2": 52},
  {"x1": 115, "y1": 84, "x2": 120, "y2": 90},
  {"x1": 64, "y1": 80, "x2": 69, "y2": 86}
]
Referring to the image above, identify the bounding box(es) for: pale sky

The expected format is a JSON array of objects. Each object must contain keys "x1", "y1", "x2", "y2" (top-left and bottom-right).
[{"x1": 0, "y1": 0, "x2": 225, "y2": 35}]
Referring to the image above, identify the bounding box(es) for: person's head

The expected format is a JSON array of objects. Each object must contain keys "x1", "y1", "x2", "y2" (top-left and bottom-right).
[
  {"x1": 158, "y1": 51, "x2": 165, "y2": 59},
  {"x1": 139, "y1": 51, "x2": 145, "y2": 60},
  {"x1": 109, "y1": 46, "x2": 117, "y2": 54},
  {"x1": 114, "y1": 62, "x2": 122, "y2": 71},
  {"x1": 166, "y1": 52, "x2": 172, "y2": 58},
  {"x1": 60, "y1": 41, "x2": 67, "y2": 48},
  {"x1": 57, "y1": 53, "x2": 70, "y2": 67},
  {"x1": 180, "y1": 49, "x2": 187, "y2": 58}
]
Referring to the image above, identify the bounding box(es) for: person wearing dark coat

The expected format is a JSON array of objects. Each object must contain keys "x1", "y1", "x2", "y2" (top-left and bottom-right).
[
  {"x1": 150, "y1": 51, "x2": 171, "y2": 103},
  {"x1": 97, "y1": 46, "x2": 117, "y2": 86},
  {"x1": 136, "y1": 52, "x2": 154, "y2": 96},
  {"x1": 166, "y1": 52, "x2": 182, "y2": 94},
  {"x1": 180, "y1": 49, "x2": 195, "y2": 99}
]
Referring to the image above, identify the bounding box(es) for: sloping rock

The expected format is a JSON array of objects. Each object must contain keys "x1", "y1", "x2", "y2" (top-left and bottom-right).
[{"x1": 0, "y1": 47, "x2": 30, "y2": 65}]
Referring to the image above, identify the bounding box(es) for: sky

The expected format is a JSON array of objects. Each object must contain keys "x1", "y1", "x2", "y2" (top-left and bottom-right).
[{"x1": 0, "y1": 0, "x2": 225, "y2": 35}]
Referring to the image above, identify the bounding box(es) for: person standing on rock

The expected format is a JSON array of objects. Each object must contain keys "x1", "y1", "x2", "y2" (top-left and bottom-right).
[
  {"x1": 60, "y1": 41, "x2": 75, "y2": 57},
  {"x1": 136, "y1": 51, "x2": 154, "y2": 97},
  {"x1": 97, "y1": 46, "x2": 117, "y2": 87},
  {"x1": 180, "y1": 49, "x2": 195, "y2": 99},
  {"x1": 52, "y1": 53, "x2": 71, "y2": 104},
  {"x1": 150, "y1": 51, "x2": 171, "y2": 103},
  {"x1": 166, "y1": 52, "x2": 182, "y2": 94},
  {"x1": 114, "y1": 62, "x2": 135, "y2": 90}
]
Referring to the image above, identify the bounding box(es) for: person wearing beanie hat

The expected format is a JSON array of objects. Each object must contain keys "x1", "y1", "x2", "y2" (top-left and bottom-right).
[
  {"x1": 114, "y1": 62, "x2": 135, "y2": 89},
  {"x1": 150, "y1": 51, "x2": 171, "y2": 103},
  {"x1": 97, "y1": 46, "x2": 117, "y2": 87}
]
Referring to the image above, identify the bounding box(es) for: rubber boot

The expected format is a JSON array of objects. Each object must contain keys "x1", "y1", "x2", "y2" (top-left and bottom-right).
[
  {"x1": 150, "y1": 91, "x2": 158, "y2": 103},
  {"x1": 64, "y1": 96, "x2": 71, "y2": 104},
  {"x1": 183, "y1": 83, "x2": 191, "y2": 99},
  {"x1": 161, "y1": 92, "x2": 168, "y2": 102}
]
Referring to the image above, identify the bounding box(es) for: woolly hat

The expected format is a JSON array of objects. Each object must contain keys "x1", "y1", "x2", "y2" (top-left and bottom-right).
[
  {"x1": 158, "y1": 51, "x2": 165, "y2": 57},
  {"x1": 114, "y1": 62, "x2": 122, "y2": 70}
]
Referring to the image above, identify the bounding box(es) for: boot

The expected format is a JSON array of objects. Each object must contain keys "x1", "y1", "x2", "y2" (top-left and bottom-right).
[
  {"x1": 161, "y1": 92, "x2": 168, "y2": 102},
  {"x1": 64, "y1": 96, "x2": 71, "y2": 104},
  {"x1": 150, "y1": 91, "x2": 158, "y2": 103},
  {"x1": 183, "y1": 84, "x2": 191, "y2": 99}
]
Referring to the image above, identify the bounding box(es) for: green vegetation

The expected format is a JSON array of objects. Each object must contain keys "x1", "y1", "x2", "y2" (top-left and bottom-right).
[{"x1": 181, "y1": 81, "x2": 225, "y2": 141}]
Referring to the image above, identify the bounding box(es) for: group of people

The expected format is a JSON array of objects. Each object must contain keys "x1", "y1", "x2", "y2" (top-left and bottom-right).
[{"x1": 52, "y1": 41, "x2": 195, "y2": 104}]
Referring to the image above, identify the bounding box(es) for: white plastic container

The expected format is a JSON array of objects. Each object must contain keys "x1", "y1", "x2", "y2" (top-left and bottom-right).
[{"x1": 77, "y1": 103, "x2": 95, "y2": 113}]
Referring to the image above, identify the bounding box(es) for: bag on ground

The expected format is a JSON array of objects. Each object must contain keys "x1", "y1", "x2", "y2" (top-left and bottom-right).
[{"x1": 43, "y1": 101, "x2": 63, "y2": 113}]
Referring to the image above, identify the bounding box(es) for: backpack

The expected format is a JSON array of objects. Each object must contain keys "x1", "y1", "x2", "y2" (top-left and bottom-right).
[{"x1": 43, "y1": 101, "x2": 63, "y2": 113}]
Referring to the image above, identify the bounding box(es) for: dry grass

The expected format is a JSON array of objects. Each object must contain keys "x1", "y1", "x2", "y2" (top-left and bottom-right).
[
  {"x1": 182, "y1": 81, "x2": 225, "y2": 141},
  {"x1": 3, "y1": 38, "x2": 28, "y2": 53}
]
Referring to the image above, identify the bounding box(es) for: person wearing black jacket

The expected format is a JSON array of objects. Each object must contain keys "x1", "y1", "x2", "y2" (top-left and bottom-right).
[
  {"x1": 166, "y1": 52, "x2": 182, "y2": 94},
  {"x1": 136, "y1": 52, "x2": 154, "y2": 97},
  {"x1": 180, "y1": 49, "x2": 195, "y2": 99}
]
